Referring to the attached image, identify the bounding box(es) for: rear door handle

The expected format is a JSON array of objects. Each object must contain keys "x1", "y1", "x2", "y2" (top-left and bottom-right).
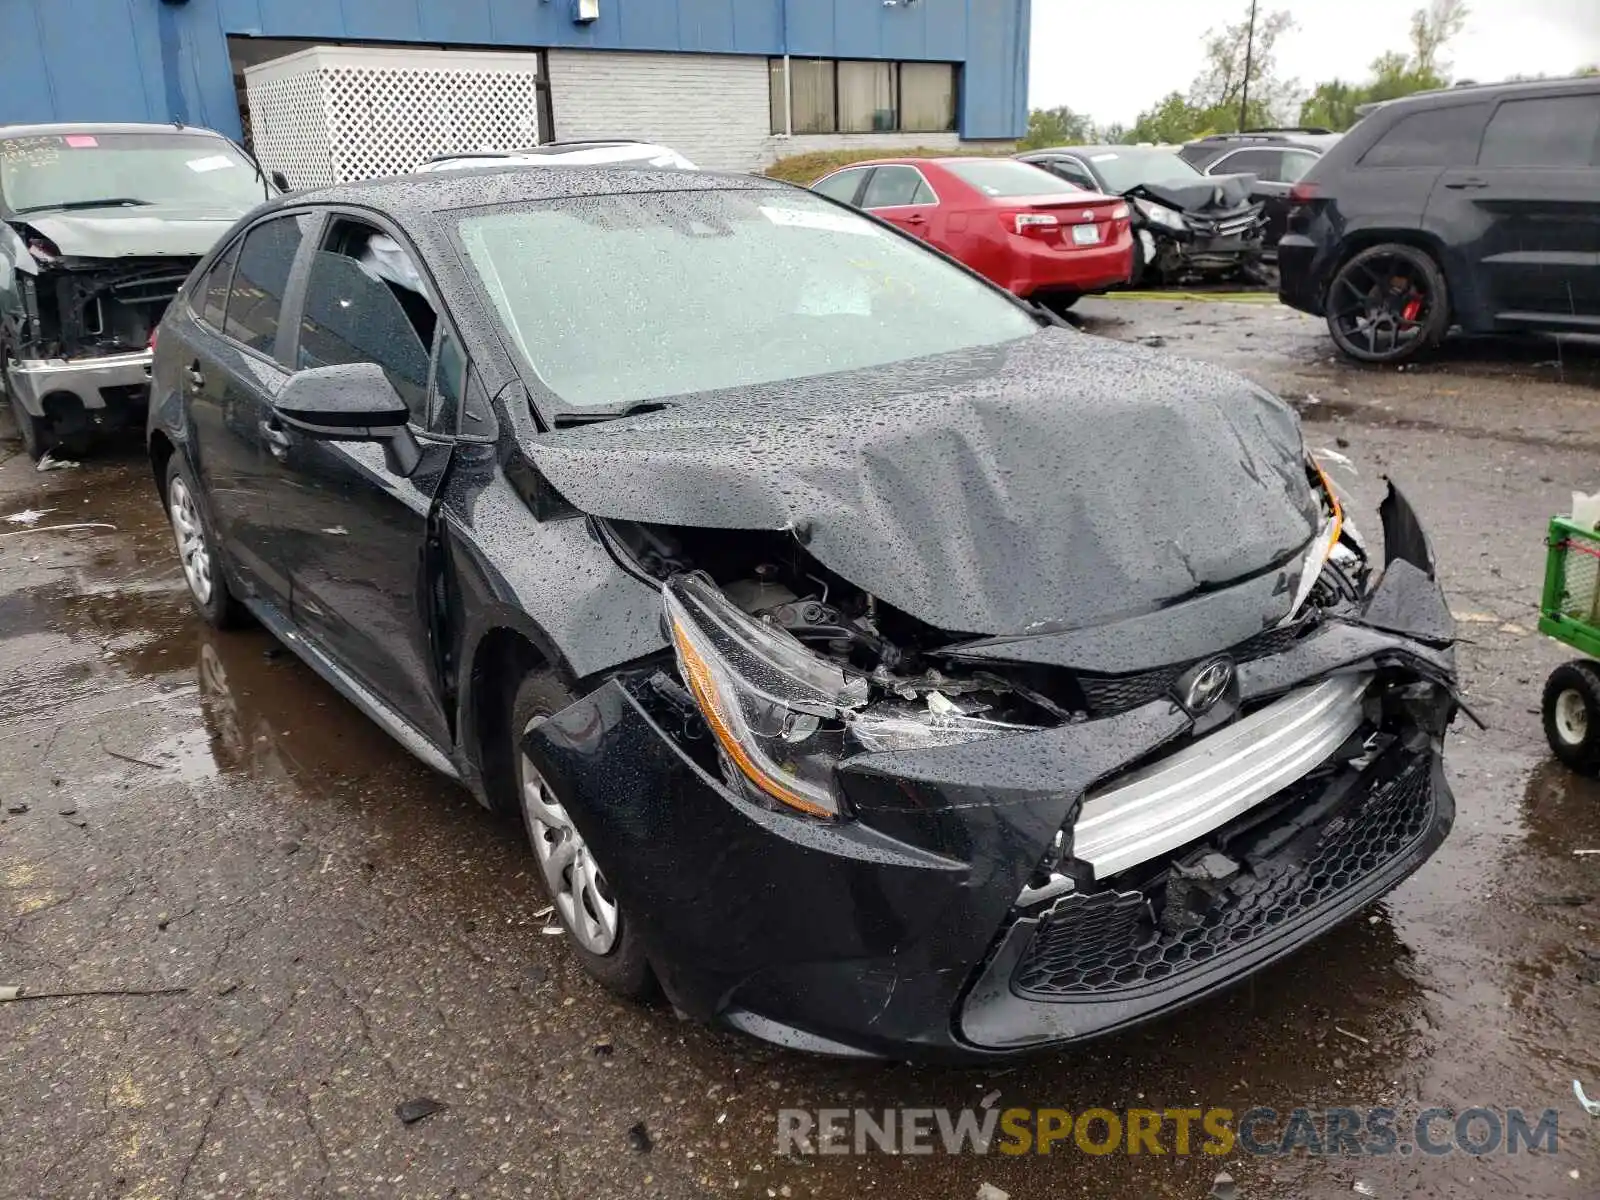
[
  {"x1": 259, "y1": 418, "x2": 292, "y2": 458},
  {"x1": 905, "y1": 214, "x2": 928, "y2": 225},
  {"x1": 1446, "y1": 178, "x2": 1490, "y2": 190}
]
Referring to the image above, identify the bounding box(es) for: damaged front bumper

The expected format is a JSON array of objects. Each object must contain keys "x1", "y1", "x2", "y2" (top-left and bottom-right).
[
  {"x1": 5, "y1": 348, "x2": 152, "y2": 418},
  {"x1": 524, "y1": 607, "x2": 1459, "y2": 1062}
]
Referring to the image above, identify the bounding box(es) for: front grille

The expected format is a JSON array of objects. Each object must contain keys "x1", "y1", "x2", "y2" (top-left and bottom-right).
[
  {"x1": 1011, "y1": 758, "x2": 1433, "y2": 998},
  {"x1": 1076, "y1": 620, "x2": 1316, "y2": 717}
]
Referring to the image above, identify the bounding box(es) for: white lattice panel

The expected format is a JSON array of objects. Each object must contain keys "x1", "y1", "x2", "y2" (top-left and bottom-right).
[{"x1": 245, "y1": 46, "x2": 545, "y2": 188}]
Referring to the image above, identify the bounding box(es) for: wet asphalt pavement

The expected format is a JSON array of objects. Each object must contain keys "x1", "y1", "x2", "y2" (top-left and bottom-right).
[{"x1": 4, "y1": 298, "x2": 1600, "y2": 1200}]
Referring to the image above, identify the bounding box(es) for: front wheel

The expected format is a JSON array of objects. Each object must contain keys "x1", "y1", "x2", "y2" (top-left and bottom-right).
[
  {"x1": 511, "y1": 672, "x2": 655, "y2": 999},
  {"x1": 1325, "y1": 243, "x2": 1449, "y2": 364},
  {"x1": 1544, "y1": 662, "x2": 1600, "y2": 773}
]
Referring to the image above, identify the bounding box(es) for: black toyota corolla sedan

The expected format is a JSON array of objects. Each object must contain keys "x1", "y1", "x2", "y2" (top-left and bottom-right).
[{"x1": 147, "y1": 166, "x2": 1461, "y2": 1061}]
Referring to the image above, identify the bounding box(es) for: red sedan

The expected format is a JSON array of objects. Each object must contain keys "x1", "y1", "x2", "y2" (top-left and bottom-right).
[{"x1": 811, "y1": 157, "x2": 1133, "y2": 311}]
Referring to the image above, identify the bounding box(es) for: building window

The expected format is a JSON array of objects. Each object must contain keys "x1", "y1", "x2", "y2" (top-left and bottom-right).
[{"x1": 769, "y1": 60, "x2": 958, "y2": 136}]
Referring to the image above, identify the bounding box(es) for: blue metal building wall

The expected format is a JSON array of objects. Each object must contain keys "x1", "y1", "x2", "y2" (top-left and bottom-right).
[{"x1": 0, "y1": 0, "x2": 1029, "y2": 141}]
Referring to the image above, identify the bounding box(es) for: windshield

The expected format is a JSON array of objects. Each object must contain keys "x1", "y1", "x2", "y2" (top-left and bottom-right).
[
  {"x1": 0, "y1": 132, "x2": 266, "y2": 216},
  {"x1": 944, "y1": 159, "x2": 1083, "y2": 197},
  {"x1": 1088, "y1": 149, "x2": 1205, "y2": 193},
  {"x1": 457, "y1": 188, "x2": 1038, "y2": 412}
]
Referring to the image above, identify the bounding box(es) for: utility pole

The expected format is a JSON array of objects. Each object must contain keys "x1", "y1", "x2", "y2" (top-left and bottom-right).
[{"x1": 1238, "y1": 0, "x2": 1258, "y2": 132}]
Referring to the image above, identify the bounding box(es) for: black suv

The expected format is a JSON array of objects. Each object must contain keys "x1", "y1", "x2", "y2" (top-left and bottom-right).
[
  {"x1": 1277, "y1": 78, "x2": 1600, "y2": 363},
  {"x1": 1180, "y1": 130, "x2": 1342, "y2": 252}
]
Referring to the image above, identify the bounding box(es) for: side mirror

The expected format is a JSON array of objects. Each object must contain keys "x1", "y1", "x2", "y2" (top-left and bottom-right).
[
  {"x1": 274, "y1": 363, "x2": 421, "y2": 476},
  {"x1": 270, "y1": 170, "x2": 291, "y2": 193}
]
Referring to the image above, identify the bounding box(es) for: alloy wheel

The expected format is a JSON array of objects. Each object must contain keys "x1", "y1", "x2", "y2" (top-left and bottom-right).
[
  {"x1": 168, "y1": 476, "x2": 214, "y2": 606},
  {"x1": 520, "y1": 730, "x2": 619, "y2": 955},
  {"x1": 1328, "y1": 252, "x2": 1433, "y2": 361}
]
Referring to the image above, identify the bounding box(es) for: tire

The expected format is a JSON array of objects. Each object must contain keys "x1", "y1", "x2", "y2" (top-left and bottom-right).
[
  {"x1": 1, "y1": 356, "x2": 53, "y2": 462},
  {"x1": 511, "y1": 671, "x2": 655, "y2": 999},
  {"x1": 1542, "y1": 661, "x2": 1600, "y2": 773},
  {"x1": 1039, "y1": 293, "x2": 1080, "y2": 316},
  {"x1": 1324, "y1": 243, "x2": 1450, "y2": 365},
  {"x1": 164, "y1": 454, "x2": 247, "y2": 629}
]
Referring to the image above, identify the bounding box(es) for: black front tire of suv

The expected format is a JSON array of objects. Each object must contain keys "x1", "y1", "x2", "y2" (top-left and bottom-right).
[{"x1": 1324, "y1": 243, "x2": 1450, "y2": 365}]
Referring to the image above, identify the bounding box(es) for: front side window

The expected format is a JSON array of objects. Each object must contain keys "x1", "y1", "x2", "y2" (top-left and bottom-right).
[
  {"x1": 862, "y1": 166, "x2": 935, "y2": 208},
  {"x1": 945, "y1": 159, "x2": 1081, "y2": 198},
  {"x1": 296, "y1": 220, "x2": 437, "y2": 425},
  {"x1": 1360, "y1": 104, "x2": 1490, "y2": 168},
  {"x1": 457, "y1": 188, "x2": 1037, "y2": 414},
  {"x1": 224, "y1": 215, "x2": 308, "y2": 356},
  {"x1": 1479, "y1": 95, "x2": 1600, "y2": 168},
  {"x1": 0, "y1": 132, "x2": 266, "y2": 216}
]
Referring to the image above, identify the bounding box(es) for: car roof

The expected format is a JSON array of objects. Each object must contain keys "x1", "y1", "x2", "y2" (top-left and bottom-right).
[
  {"x1": 1186, "y1": 130, "x2": 1342, "y2": 150},
  {"x1": 275, "y1": 163, "x2": 784, "y2": 222},
  {"x1": 0, "y1": 121, "x2": 233, "y2": 140},
  {"x1": 1360, "y1": 73, "x2": 1600, "y2": 117},
  {"x1": 1021, "y1": 145, "x2": 1181, "y2": 157}
]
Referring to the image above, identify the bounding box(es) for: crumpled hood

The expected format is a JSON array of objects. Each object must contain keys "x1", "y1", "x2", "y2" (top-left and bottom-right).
[
  {"x1": 525, "y1": 330, "x2": 1318, "y2": 637},
  {"x1": 1127, "y1": 173, "x2": 1257, "y2": 215},
  {"x1": 15, "y1": 208, "x2": 241, "y2": 259}
]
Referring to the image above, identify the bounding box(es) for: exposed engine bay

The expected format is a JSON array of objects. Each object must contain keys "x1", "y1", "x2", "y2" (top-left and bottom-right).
[{"x1": 602, "y1": 456, "x2": 1367, "y2": 811}]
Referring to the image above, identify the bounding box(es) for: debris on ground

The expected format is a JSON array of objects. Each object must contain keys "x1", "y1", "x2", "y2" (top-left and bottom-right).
[
  {"x1": 100, "y1": 745, "x2": 166, "y2": 771},
  {"x1": 1576, "y1": 1081, "x2": 1600, "y2": 1116},
  {"x1": 34, "y1": 451, "x2": 79, "y2": 472},
  {"x1": 1139, "y1": 335, "x2": 1167, "y2": 348},
  {"x1": 3, "y1": 508, "x2": 53, "y2": 525},
  {"x1": 1209, "y1": 1170, "x2": 1237, "y2": 1200},
  {"x1": 0, "y1": 522, "x2": 114, "y2": 540},
  {"x1": 6, "y1": 803, "x2": 28, "y2": 815},
  {"x1": 1353, "y1": 1183, "x2": 1377, "y2": 1196},
  {"x1": 976, "y1": 1184, "x2": 1010, "y2": 1200},
  {"x1": 1574, "y1": 850, "x2": 1600, "y2": 857},
  {"x1": 395, "y1": 1097, "x2": 447, "y2": 1125},
  {"x1": 628, "y1": 1120, "x2": 653, "y2": 1153},
  {"x1": 1334, "y1": 1026, "x2": 1371, "y2": 1046},
  {"x1": 0, "y1": 985, "x2": 186, "y2": 1002}
]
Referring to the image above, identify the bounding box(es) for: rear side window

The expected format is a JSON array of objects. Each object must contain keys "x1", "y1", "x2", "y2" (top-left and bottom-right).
[
  {"x1": 813, "y1": 168, "x2": 867, "y2": 204},
  {"x1": 1360, "y1": 104, "x2": 1489, "y2": 168},
  {"x1": 1041, "y1": 158, "x2": 1096, "y2": 190},
  {"x1": 1479, "y1": 95, "x2": 1600, "y2": 167},
  {"x1": 197, "y1": 239, "x2": 239, "y2": 330},
  {"x1": 224, "y1": 216, "x2": 307, "y2": 355},
  {"x1": 1214, "y1": 148, "x2": 1284, "y2": 180},
  {"x1": 296, "y1": 220, "x2": 437, "y2": 425},
  {"x1": 862, "y1": 166, "x2": 935, "y2": 208}
]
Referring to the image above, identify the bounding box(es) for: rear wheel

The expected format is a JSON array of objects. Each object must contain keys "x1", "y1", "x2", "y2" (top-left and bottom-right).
[
  {"x1": 511, "y1": 672, "x2": 654, "y2": 999},
  {"x1": 1325, "y1": 243, "x2": 1449, "y2": 364},
  {"x1": 165, "y1": 455, "x2": 247, "y2": 629},
  {"x1": 1543, "y1": 661, "x2": 1600, "y2": 773}
]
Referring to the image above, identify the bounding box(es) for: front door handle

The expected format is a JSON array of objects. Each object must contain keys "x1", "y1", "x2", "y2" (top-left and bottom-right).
[
  {"x1": 259, "y1": 419, "x2": 292, "y2": 459},
  {"x1": 1446, "y1": 178, "x2": 1490, "y2": 190}
]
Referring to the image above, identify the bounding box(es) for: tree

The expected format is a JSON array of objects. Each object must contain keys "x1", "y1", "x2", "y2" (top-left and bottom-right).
[
  {"x1": 1409, "y1": 0, "x2": 1470, "y2": 76},
  {"x1": 1190, "y1": 4, "x2": 1297, "y2": 129},
  {"x1": 1018, "y1": 106, "x2": 1097, "y2": 150},
  {"x1": 1297, "y1": 2, "x2": 1465, "y2": 130}
]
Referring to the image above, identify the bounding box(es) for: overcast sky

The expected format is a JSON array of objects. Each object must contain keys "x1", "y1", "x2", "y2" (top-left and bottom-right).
[{"x1": 1029, "y1": 0, "x2": 1600, "y2": 127}]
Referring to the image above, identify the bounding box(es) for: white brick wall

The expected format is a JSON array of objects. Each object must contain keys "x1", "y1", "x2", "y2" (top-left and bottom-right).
[
  {"x1": 546, "y1": 50, "x2": 772, "y2": 173},
  {"x1": 546, "y1": 51, "x2": 1016, "y2": 175}
]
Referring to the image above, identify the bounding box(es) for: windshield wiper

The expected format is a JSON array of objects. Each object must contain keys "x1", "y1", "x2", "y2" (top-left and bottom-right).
[
  {"x1": 15, "y1": 197, "x2": 153, "y2": 214},
  {"x1": 551, "y1": 400, "x2": 677, "y2": 427}
]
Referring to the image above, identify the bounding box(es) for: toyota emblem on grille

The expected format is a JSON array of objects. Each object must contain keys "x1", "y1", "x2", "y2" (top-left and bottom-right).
[
  {"x1": 1082, "y1": 210, "x2": 1095, "y2": 221},
  {"x1": 1183, "y1": 657, "x2": 1234, "y2": 713}
]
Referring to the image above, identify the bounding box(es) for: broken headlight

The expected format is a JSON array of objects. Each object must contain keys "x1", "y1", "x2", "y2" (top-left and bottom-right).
[
  {"x1": 664, "y1": 575, "x2": 1041, "y2": 819},
  {"x1": 1133, "y1": 198, "x2": 1187, "y2": 231},
  {"x1": 666, "y1": 573, "x2": 869, "y2": 818}
]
